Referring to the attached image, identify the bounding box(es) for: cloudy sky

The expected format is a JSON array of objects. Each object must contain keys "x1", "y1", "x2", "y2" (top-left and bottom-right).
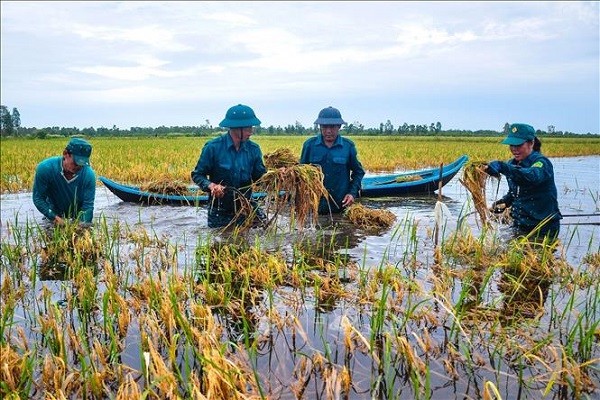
[{"x1": 1, "y1": 1, "x2": 598, "y2": 133}]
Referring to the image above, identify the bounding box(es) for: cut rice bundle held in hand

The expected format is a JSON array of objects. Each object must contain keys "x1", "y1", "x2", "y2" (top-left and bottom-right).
[
  {"x1": 459, "y1": 161, "x2": 497, "y2": 226},
  {"x1": 344, "y1": 203, "x2": 396, "y2": 232},
  {"x1": 264, "y1": 148, "x2": 298, "y2": 169},
  {"x1": 252, "y1": 164, "x2": 330, "y2": 229}
]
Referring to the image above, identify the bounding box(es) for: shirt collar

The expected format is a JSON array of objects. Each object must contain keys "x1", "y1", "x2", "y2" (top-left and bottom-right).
[{"x1": 224, "y1": 132, "x2": 248, "y2": 151}]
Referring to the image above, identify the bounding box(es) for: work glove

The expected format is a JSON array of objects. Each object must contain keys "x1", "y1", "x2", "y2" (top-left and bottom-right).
[
  {"x1": 486, "y1": 161, "x2": 503, "y2": 177},
  {"x1": 490, "y1": 201, "x2": 506, "y2": 214}
]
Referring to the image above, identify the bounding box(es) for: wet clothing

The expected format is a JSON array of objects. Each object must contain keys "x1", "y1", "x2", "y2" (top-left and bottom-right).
[
  {"x1": 32, "y1": 156, "x2": 96, "y2": 223},
  {"x1": 495, "y1": 151, "x2": 561, "y2": 239},
  {"x1": 300, "y1": 134, "x2": 365, "y2": 214},
  {"x1": 191, "y1": 134, "x2": 267, "y2": 228}
]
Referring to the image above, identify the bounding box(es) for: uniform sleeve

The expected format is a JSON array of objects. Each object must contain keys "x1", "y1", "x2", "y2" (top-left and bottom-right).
[
  {"x1": 252, "y1": 147, "x2": 267, "y2": 181},
  {"x1": 499, "y1": 192, "x2": 514, "y2": 207},
  {"x1": 79, "y1": 169, "x2": 96, "y2": 223},
  {"x1": 500, "y1": 158, "x2": 551, "y2": 186},
  {"x1": 191, "y1": 143, "x2": 214, "y2": 192},
  {"x1": 32, "y1": 163, "x2": 56, "y2": 220},
  {"x1": 299, "y1": 140, "x2": 310, "y2": 164},
  {"x1": 347, "y1": 143, "x2": 365, "y2": 198}
]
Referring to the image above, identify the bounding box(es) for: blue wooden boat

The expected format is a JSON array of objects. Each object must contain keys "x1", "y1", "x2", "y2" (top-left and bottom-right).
[{"x1": 99, "y1": 154, "x2": 468, "y2": 206}]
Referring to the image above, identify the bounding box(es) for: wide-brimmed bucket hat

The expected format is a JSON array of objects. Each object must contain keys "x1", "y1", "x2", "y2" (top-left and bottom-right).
[
  {"x1": 219, "y1": 104, "x2": 261, "y2": 128},
  {"x1": 314, "y1": 106, "x2": 346, "y2": 125}
]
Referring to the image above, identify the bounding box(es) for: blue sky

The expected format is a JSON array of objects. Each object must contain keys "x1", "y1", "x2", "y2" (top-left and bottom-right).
[{"x1": 1, "y1": 1, "x2": 598, "y2": 133}]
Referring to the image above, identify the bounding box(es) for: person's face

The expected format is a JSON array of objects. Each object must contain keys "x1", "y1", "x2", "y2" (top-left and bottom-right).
[
  {"x1": 63, "y1": 151, "x2": 83, "y2": 174},
  {"x1": 230, "y1": 127, "x2": 254, "y2": 142},
  {"x1": 320, "y1": 124, "x2": 341, "y2": 145},
  {"x1": 509, "y1": 140, "x2": 534, "y2": 162}
]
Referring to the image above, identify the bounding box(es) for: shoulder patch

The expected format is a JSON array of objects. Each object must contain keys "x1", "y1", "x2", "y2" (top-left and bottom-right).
[{"x1": 532, "y1": 161, "x2": 543, "y2": 168}]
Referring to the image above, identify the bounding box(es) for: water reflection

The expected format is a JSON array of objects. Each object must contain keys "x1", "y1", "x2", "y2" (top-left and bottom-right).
[{"x1": 39, "y1": 261, "x2": 70, "y2": 281}]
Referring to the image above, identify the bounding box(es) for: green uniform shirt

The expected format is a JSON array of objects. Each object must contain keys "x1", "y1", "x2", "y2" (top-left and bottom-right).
[
  {"x1": 300, "y1": 134, "x2": 365, "y2": 214},
  {"x1": 32, "y1": 156, "x2": 96, "y2": 223},
  {"x1": 497, "y1": 151, "x2": 561, "y2": 234}
]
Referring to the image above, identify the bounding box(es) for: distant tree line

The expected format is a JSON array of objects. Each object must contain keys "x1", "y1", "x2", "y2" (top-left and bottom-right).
[
  {"x1": 0, "y1": 105, "x2": 21, "y2": 136},
  {"x1": 1, "y1": 105, "x2": 597, "y2": 138}
]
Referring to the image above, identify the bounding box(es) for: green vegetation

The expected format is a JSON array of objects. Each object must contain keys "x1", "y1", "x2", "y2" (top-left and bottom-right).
[{"x1": 1, "y1": 136, "x2": 599, "y2": 193}]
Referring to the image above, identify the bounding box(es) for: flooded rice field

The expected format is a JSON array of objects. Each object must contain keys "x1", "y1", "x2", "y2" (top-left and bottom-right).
[{"x1": 1, "y1": 156, "x2": 599, "y2": 399}]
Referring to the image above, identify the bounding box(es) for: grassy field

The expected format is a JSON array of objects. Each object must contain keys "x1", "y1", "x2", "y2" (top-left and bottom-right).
[{"x1": 1, "y1": 135, "x2": 599, "y2": 193}]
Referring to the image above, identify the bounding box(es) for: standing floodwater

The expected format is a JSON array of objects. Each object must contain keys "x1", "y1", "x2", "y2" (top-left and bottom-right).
[{"x1": 1, "y1": 156, "x2": 598, "y2": 399}]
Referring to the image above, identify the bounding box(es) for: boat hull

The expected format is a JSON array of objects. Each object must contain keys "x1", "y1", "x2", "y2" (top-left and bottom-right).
[{"x1": 100, "y1": 155, "x2": 468, "y2": 206}]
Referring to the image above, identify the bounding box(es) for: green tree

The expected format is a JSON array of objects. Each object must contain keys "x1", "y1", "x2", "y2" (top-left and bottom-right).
[
  {"x1": 11, "y1": 107, "x2": 21, "y2": 135},
  {"x1": 0, "y1": 105, "x2": 14, "y2": 136},
  {"x1": 384, "y1": 120, "x2": 394, "y2": 134}
]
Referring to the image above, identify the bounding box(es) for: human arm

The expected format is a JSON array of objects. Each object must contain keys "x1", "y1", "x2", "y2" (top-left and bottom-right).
[
  {"x1": 485, "y1": 161, "x2": 503, "y2": 177},
  {"x1": 486, "y1": 158, "x2": 550, "y2": 186},
  {"x1": 500, "y1": 158, "x2": 552, "y2": 186},
  {"x1": 78, "y1": 169, "x2": 96, "y2": 223},
  {"x1": 346, "y1": 143, "x2": 365, "y2": 200},
  {"x1": 251, "y1": 147, "x2": 268, "y2": 181},
  {"x1": 299, "y1": 140, "x2": 310, "y2": 164},
  {"x1": 32, "y1": 162, "x2": 58, "y2": 221},
  {"x1": 191, "y1": 144, "x2": 219, "y2": 193}
]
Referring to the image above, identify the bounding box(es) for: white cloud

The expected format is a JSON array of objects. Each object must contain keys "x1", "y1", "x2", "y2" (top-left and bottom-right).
[
  {"x1": 71, "y1": 24, "x2": 193, "y2": 52},
  {"x1": 203, "y1": 11, "x2": 258, "y2": 26},
  {"x1": 1, "y1": 1, "x2": 597, "y2": 132}
]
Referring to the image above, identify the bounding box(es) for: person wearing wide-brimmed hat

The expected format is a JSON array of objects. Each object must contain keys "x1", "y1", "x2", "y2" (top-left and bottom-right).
[
  {"x1": 32, "y1": 137, "x2": 96, "y2": 225},
  {"x1": 486, "y1": 123, "x2": 561, "y2": 241},
  {"x1": 300, "y1": 106, "x2": 365, "y2": 214},
  {"x1": 191, "y1": 104, "x2": 267, "y2": 228}
]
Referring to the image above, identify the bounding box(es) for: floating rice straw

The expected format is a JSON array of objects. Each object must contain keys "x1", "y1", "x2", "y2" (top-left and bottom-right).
[
  {"x1": 140, "y1": 178, "x2": 193, "y2": 196},
  {"x1": 344, "y1": 203, "x2": 396, "y2": 232}
]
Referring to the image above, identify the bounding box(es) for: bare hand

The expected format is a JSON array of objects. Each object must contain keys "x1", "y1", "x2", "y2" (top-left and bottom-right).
[
  {"x1": 341, "y1": 194, "x2": 354, "y2": 208},
  {"x1": 54, "y1": 216, "x2": 65, "y2": 225},
  {"x1": 209, "y1": 183, "x2": 226, "y2": 198}
]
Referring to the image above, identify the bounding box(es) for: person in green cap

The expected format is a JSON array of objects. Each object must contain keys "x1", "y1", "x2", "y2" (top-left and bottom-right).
[
  {"x1": 191, "y1": 104, "x2": 267, "y2": 228},
  {"x1": 32, "y1": 137, "x2": 96, "y2": 225},
  {"x1": 486, "y1": 123, "x2": 561, "y2": 241},
  {"x1": 300, "y1": 106, "x2": 365, "y2": 214}
]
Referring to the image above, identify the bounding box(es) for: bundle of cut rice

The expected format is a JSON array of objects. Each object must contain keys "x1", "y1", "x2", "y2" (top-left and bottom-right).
[
  {"x1": 140, "y1": 179, "x2": 192, "y2": 195},
  {"x1": 264, "y1": 148, "x2": 298, "y2": 169},
  {"x1": 344, "y1": 203, "x2": 396, "y2": 231},
  {"x1": 251, "y1": 164, "x2": 329, "y2": 228},
  {"x1": 458, "y1": 161, "x2": 496, "y2": 226}
]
